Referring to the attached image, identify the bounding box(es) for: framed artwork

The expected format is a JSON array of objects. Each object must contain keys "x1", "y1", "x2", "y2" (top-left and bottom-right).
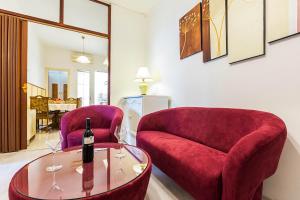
[
  {"x1": 179, "y1": 3, "x2": 202, "y2": 59},
  {"x1": 227, "y1": 0, "x2": 265, "y2": 64},
  {"x1": 267, "y1": 0, "x2": 300, "y2": 43},
  {"x1": 202, "y1": 0, "x2": 227, "y2": 62}
]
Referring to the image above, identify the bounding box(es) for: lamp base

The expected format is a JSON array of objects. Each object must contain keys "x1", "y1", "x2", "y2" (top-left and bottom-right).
[{"x1": 139, "y1": 82, "x2": 148, "y2": 95}]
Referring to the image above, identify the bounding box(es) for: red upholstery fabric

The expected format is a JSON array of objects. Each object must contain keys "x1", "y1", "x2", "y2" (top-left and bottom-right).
[
  {"x1": 137, "y1": 131, "x2": 226, "y2": 200},
  {"x1": 60, "y1": 105, "x2": 123, "y2": 149},
  {"x1": 9, "y1": 143, "x2": 152, "y2": 200},
  {"x1": 67, "y1": 128, "x2": 111, "y2": 147},
  {"x1": 137, "y1": 107, "x2": 287, "y2": 200}
]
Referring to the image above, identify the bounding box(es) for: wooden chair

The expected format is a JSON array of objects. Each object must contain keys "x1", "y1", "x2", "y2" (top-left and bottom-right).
[
  {"x1": 65, "y1": 97, "x2": 82, "y2": 108},
  {"x1": 48, "y1": 98, "x2": 56, "y2": 104},
  {"x1": 30, "y1": 95, "x2": 54, "y2": 131}
]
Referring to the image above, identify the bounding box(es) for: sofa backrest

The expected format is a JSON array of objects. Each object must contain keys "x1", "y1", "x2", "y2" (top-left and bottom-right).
[{"x1": 148, "y1": 107, "x2": 284, "y2": 153}]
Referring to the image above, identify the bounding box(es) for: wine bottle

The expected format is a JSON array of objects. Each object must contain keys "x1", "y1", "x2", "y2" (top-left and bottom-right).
[{"x1": 82, "y1": 118, "x2": 94, "y2": 163}]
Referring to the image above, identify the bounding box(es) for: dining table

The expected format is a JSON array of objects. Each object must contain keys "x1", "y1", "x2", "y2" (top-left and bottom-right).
[
  {"x1": 48, "y1": 103, "x2": 77, "y2": 129},
  {"x1": 48, "y1": 103, "x2": 77, "y2": 112}
]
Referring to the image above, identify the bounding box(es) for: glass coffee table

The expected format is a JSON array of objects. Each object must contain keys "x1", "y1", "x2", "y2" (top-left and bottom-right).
[{"x1": 9, "y1": 143, "x2": 152, "y2": 200}]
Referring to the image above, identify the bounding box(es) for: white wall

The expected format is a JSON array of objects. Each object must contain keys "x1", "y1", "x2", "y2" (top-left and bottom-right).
[
  {"x1": 146, "y1": 0, "x2": 300, "y2": 199},
  {"x1": 27, "y1": 24, "x2": 45, "y2": 88},
  {"x1": 110, "y1": 5, "x2": 147, "y2": 105}
]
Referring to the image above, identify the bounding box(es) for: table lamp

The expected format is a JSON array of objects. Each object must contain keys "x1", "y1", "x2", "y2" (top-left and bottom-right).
[{"x1": 135, "y1": 67, "x2": 153, "y2": 95}]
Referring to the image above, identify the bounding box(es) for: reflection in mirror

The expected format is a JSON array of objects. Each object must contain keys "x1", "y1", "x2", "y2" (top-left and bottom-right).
[{"x1": 48, "y1": 70, "x2": 69, "y2": 100}]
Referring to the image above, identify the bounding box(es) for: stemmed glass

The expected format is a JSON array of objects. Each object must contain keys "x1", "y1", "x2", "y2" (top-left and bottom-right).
[
  {"x1": 45, "y1": 132, "x2": 63, "y2": 172},
  {"x1": 114, "y1": 126, "x2": 127, "y2": 159}
]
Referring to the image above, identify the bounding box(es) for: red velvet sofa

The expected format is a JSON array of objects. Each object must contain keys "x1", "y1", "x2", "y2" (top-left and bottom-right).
[
  {"x1": 137, "y1": 107, "x2": 287, "y2": 200},
  {"x1": 61, "y1": 105, "x2": 123, "y2": 150}
]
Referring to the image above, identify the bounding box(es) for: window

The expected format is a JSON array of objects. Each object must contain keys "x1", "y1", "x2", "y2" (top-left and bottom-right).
[
  {"x1": 94, "y1": 71, "x2": 108, "y2": 105},
  {"x1": 77, "y1": 71, "x2": 90, "y2": 106}
]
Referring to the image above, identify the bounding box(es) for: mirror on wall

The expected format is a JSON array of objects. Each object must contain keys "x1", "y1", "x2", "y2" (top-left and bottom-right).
[{"x1": 48, "y1": 70, "x2": 69, "y2": 100}]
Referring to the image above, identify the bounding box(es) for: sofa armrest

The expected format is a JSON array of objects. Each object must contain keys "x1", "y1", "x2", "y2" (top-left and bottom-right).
[
  {"x1": 137, "y1": 110, "x2": 169, "y2": 133},
  {"x1": 222, "y1": 125, "x2": 287, "y2": 200}
]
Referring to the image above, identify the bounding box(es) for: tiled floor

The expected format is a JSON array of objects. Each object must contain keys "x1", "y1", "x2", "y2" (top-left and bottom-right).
[{"x1": 0, "y1": 131, "x2": 193, "y2": 200}]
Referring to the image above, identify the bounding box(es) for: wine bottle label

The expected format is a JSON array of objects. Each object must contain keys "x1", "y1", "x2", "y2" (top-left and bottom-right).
[{"x1": 84, "y1": 136, "x2": 94, "y2": 145}]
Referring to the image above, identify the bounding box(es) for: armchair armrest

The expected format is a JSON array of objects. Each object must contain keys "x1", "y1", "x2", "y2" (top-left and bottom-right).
[
  {"x1": 222, "y1": 125, "x2": 287, "y2": 200},
  {"x1": 109, "y1": 110, "x2": 123, "y2": 142},
  {"x1": 60, "y1": 112, "x2": 75, "y2": 149}
]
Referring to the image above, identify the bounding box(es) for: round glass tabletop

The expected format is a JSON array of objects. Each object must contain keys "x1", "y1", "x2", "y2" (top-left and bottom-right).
[{"x1": 10, "y1": 144, "x2": 149, "y2": 199}]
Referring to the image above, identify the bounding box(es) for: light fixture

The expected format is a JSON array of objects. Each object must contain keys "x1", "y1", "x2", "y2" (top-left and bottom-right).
[
  {"x1": 75, "y1": 36, "x2": 91, "y2": 64},
  {"x1": 135, "y1": 67, "x2": 153, "y2": 95}
]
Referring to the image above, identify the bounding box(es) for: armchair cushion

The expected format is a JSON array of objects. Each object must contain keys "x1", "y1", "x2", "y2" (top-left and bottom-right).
[
  {"x1": 67, "y1": 128, "x2": 111, "y2": 148},
  {"x1": 137, "y1": 131, "x2": 226, "y2": 200}
]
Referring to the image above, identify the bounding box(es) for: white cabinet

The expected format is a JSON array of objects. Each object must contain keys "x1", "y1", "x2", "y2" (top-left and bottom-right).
[{"x1": 122, "y1": 95, "x2": 169, "y2": 145}]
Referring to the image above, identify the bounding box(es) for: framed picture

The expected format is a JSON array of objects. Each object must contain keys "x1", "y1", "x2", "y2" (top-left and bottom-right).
[
  {"x1": 227, "y1": 0, "x2": 266, "y2": 64},
  {"x1": 267, "y1": 0, "x2": 300, "y2": 43},
  {"x1": 179, "y1": 3, "x2": 202, "y2": 59},
  {"x1": 202, "y1": 0, "x2": 227, "y2": 62}
]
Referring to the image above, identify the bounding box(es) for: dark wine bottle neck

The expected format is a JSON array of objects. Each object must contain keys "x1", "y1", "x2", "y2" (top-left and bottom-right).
[{"x1": 86, "y1": 118, "x2": 91, "y2": 130}]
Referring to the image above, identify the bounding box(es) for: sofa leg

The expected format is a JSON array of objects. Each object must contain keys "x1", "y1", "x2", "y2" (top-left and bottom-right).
[{"x1": 253, "y1": 183, "x2": 263, "y2": 200}]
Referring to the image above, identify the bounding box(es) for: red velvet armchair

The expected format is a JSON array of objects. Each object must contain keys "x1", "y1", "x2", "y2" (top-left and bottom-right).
[
  {"x1": 61, "y1": 105, "x2": 123, "y2": 150},
  {"x1": 137, "y1": 107, "x2": 287, "y2": 200}
]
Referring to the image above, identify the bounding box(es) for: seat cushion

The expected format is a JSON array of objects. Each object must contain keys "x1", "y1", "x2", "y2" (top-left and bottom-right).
[
  {"x1": 67, "y1": 128, "x2": 111, "y2": 148},
  {"x1": 137, "y1": 131, "x2": 227, "y2": 200}
]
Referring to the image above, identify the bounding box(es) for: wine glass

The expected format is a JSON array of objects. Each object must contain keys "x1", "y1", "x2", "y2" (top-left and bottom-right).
[
  {"x1": 45, "y1": 132, "x2": 63, "y2": 172},
  {"x1": 114, "y1": 126, "x2": 126, "y2": 158}
]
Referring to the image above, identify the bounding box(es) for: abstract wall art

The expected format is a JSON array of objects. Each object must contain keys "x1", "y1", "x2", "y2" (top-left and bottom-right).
[
  {"x1": 267, "y1": 0, "x2": 300, "y2": 42},
  {"x1": 227, "y1": 0, "x2": 265, "y2": 64},
  {"x1": 179, "y1": 3, "x2": 202, "y2": 59},
  {"x1": 202, "y1": 0, "x2": 227, "y2": 62}
]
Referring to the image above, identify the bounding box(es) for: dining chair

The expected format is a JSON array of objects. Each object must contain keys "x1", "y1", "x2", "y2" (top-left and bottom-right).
[
  {"x1": 65, "y1": 97, "x2": 81, "y2": 108},
  {"x1": 30, "y1": 95, "x2": 54, "y2": 131}
]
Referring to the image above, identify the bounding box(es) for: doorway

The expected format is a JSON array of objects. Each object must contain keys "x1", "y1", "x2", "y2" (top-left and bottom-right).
[{"x1": 26, "y1": 22, "x2": 109, "y2": 150}]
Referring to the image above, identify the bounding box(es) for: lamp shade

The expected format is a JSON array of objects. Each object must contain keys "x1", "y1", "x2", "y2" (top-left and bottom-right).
[
  {"x1": 135, "y1": 67, "x2": 153, "y2": 82},
  {"x1": 76, "y1": 55, "x2": 91, "y2": 64}
]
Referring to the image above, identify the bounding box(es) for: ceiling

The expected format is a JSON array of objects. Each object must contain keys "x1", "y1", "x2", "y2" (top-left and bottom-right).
[
  {"x1": 107, "y1": 0, "x2": 160, "y2": 14},
  {"x1": 29, "y1": 22, "x2": 108, "y2": 56}
]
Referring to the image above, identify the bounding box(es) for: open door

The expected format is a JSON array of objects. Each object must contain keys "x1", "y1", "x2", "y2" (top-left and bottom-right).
[{"x1": 0, "y1": 14, "x2": 27, "y2": 153}]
